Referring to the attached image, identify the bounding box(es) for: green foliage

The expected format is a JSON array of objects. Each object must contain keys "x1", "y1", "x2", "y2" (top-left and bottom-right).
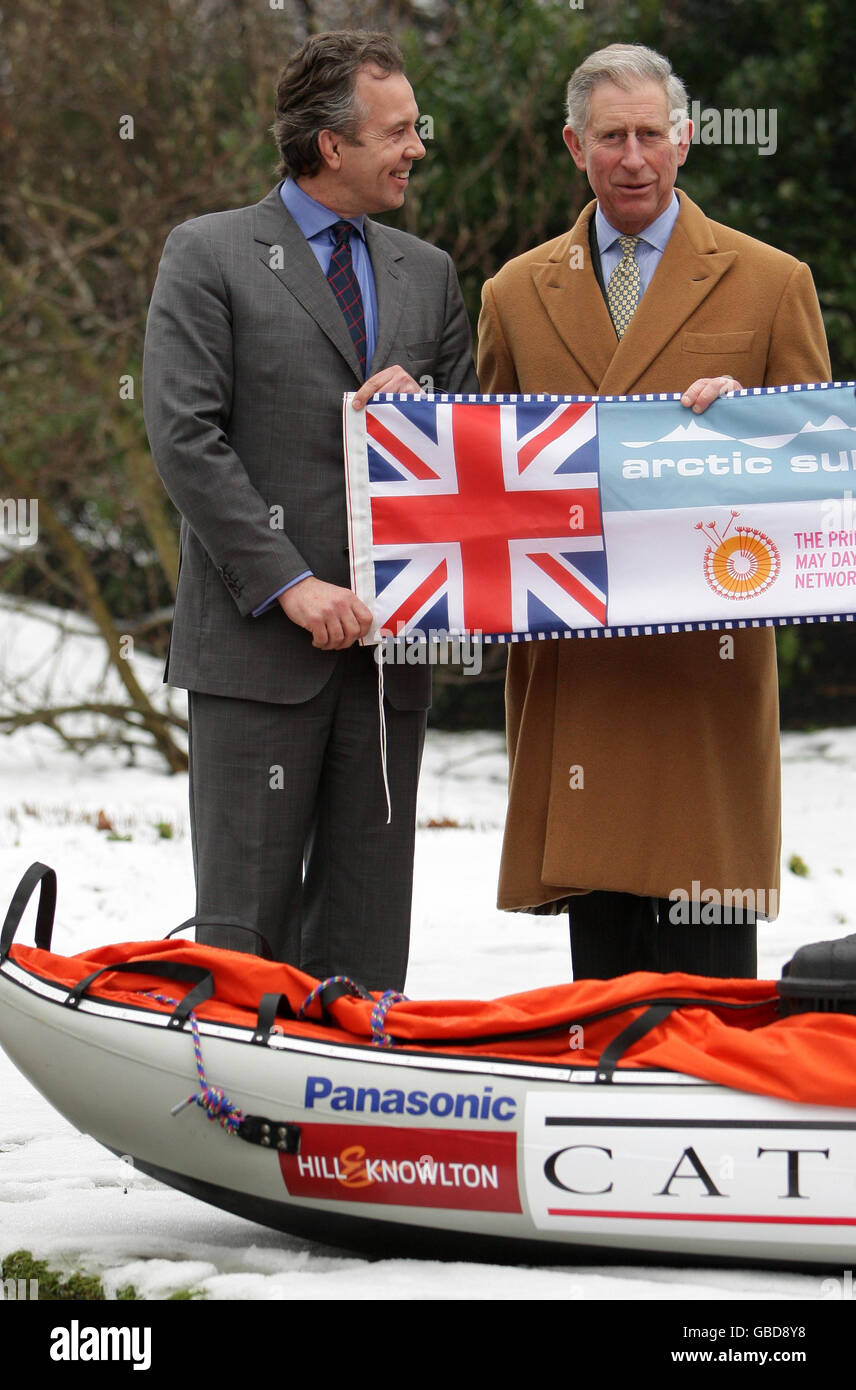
[
  {"x1": 777, "y1": 624, "x2": 856, "y2": 730},
  {"x1": 429, "y1": 648, "x2": 507, "y2": 731},
  {"x1": 776, "y1": 627, "x2": 809, "y2": 691},
  {"x1": 391, "y1": 0, "x2": 672, "y2": 322},
  {"x1": 1, "y1": 1249, "x2": 111, "y2": 1300},
  {"x1": 788, "y1": 853, "x2": 810, "y2": 877},
  {"x1": 2, "y1": 0, "x2": 854, "y2": 733},
  {"x1": 666, "y1": 0, "x2": 855, "y2": 375}
]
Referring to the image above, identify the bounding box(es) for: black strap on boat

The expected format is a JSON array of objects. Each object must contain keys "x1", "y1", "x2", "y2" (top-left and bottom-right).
[
  {"x1": 320, "y1": 978, "x2": 374, "y2": 1009},
  {"x1": 64, "y1": 960, "x2": 214, "y2": 1028},
  {"x1": 295, "y1": 974, "x2": 376, "y2": 1025},
  {"x1": 237, "y1": 1115, "x2": 301, "y2": 1152},
  {"x1": 0, "y1": 862, "x2": 57, "y2": 963},
  {"x1": 252, "y1": 992, "x2": 297, "y2": 1045},
  {"x1": 595, "y1": 1003, "x2": 679, "y2": 1083},
  {"x1": 164, "y1": 916, "x2": 273, "y2": 960},
  {"x1": 314, "y1": 977, "x2": 375, "y2": 1026}
]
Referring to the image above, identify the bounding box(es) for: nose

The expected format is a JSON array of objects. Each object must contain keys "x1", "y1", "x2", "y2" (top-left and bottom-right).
[
  {"x1": 620, "y1": 134, "x2": 645, "y2": 169},
  {"x1": 408, "y1": 132, "x2": 427, "y2": 161}
]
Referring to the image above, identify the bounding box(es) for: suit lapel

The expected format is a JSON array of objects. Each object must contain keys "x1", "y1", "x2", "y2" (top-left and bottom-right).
[
  {"x1": 531, "y1": 202, "x2": 616, "y2": 390},
  {"x1": 532, "y1": 192, "x2": 739, "y2": 395},
  {"x1": 252, "y1": 186, "x2": 363, "y2": 379},
  {"x1": 364, "y1": 220, "x2": 407, "y2": 374},
  {"x1": 598, "y1": 191, "x2": 737, "y2": 393}
]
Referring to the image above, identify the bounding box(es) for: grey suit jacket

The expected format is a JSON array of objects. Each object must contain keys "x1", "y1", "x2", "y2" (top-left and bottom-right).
[{"x1": 143, "y1": 184, "x2": 478, "y2": 709}]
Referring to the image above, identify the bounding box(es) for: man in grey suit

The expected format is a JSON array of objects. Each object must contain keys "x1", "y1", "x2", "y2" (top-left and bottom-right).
[{"x1": 143, "y1": 31, "x2": 477, "y2": 990}]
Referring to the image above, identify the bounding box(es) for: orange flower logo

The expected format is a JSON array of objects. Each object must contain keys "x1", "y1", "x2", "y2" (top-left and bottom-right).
[{"x1": 696, "y1": 512, "x2": 780, "y2": 600}]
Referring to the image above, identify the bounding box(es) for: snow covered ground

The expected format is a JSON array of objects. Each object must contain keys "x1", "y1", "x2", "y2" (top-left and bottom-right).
[{"x1": 0, "y1": 599, "x2": 854, "y2": 1300}]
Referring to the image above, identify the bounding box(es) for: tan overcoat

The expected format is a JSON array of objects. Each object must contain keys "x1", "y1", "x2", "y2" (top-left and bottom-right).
[{"x1": 477, "y1": 191, "x2": 831, "y2": 916}]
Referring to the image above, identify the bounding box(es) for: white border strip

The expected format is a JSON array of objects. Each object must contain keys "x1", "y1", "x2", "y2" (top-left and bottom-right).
[{"x1": 343, "y1": 392, "x2": 379, "y2": 639}]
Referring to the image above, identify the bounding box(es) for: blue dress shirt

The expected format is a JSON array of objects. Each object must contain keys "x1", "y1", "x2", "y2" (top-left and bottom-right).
[
  {"x1": 596, "y1": 193, "x2": 680, "y2": 298},
  {"x1": 280, "y1": 177, "x2": 378, "y2": 365}
]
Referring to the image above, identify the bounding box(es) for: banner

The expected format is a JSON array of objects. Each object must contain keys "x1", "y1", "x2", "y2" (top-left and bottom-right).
[{"x1": 343, "y1": 381, "x2": 856, "y2": 642}]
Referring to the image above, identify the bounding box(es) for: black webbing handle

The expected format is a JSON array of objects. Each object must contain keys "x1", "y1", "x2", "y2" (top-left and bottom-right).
[
  {"x1": 165, "y1": 916, "x2": 273, "y2": 960},
  {"x1": 321, "y1": 978, "x2": 373, "y2": 1006},
  {"x1": 64, "y1": 959, "x2": 214, "y2": 1028},
  {"x1": 313, "y1": 977, "x2": 374, "y2": 1024},
  {"x1": 595, "y1": 1002, "x2": 678, "y2": 1082},
  {"x1": 252, "y1": 992, "x2": 297, "y2": 1044},
  {"x1": 0, "y1": 862, "x2": 57, "y2": 963}
]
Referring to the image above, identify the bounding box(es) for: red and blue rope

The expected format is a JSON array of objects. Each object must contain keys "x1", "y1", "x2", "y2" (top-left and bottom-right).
[
  {"x1": 144, "y1": 991, "x2": 244, "y2": 1135},
  {"x1": 370, "y1": 991, "x2": 408, "y2": 1048},
  {"x1": 296, "y1": 974, "x2": 364, "y2": 1019},
  {"x1": 296, "y1": 976, "x2": 408, "y2": 1046}
]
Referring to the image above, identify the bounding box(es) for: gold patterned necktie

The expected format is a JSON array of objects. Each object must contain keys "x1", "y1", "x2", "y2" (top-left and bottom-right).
[{"x1": 606, "y1": 234, "x2": 640, "y2": 339}]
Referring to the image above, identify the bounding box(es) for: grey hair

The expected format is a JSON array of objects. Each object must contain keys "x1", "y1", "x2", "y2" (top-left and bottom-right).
[{"x1": 564, "y1": 43, "x2": 689, "y2": 135}]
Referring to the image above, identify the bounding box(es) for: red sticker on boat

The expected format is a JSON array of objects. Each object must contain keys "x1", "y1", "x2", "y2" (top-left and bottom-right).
[{"x1": 280, "y1": 1124, "x2": 520, "y2": 1212}]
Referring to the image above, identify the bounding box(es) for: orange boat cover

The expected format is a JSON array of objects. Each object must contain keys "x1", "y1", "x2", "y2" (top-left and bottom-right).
[{"x1": 10, "y1": 938, "x2": 856, "y2": 1110}]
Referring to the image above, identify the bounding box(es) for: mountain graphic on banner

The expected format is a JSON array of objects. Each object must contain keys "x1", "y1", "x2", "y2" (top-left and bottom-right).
[{"x1": 623, "y1": 413, "x2": 856, "y2": 451}]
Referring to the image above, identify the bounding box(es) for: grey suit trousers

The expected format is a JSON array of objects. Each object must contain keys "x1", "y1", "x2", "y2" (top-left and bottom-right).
[{"x1": 187, "y1": 645, "x2": 425, "y2": 992}]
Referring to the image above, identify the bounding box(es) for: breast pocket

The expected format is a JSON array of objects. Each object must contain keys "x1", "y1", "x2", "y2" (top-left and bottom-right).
[
  {"x1": 406, "y1": 339, "x2": 440, "y2": 367},
  {"x1": 682, "y1": 331, "x2": 756, "y2": 354}
]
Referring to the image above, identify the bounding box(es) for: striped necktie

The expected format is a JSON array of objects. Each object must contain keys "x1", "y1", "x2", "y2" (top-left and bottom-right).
[
  {"x1": 606, "y1": 235, "x2": 641, "y2": 339},
  {"x1": 327, "y1": 220, "x2": 367, "y2": 376}
]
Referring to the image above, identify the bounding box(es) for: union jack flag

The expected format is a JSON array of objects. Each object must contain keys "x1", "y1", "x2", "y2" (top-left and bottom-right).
[{"x1": 344, "y1": 396, "x2": 608, "y2": 638}]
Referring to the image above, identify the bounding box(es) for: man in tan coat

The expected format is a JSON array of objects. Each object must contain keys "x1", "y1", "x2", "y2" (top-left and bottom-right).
[{"x1": 478, "y1": 43, "x2": 831, "y2": 980}]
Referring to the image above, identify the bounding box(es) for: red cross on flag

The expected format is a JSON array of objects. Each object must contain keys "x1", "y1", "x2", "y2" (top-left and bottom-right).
[{"x1": 343, "y1": 394, "x2": 608, "y2": 640}]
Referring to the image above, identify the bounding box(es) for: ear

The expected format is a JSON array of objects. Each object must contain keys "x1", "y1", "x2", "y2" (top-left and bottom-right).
[
  {"x1": 563, "y1": 126, "x2": 587, "y2": 172},
  {"x1": 675, "y1": 118, "x2": 693, "y2": 169},
  {"x1": 317, "y1": 128, "x2": 343, "y2": 171}
]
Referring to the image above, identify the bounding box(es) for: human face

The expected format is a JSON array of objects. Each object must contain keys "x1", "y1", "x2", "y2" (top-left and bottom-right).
[
  {"x1": 563, "y1": 79, "x2": 691, "y2": 235},
  {"x1": 321, "y1": 67, "x2": 426, "y2": 217}
]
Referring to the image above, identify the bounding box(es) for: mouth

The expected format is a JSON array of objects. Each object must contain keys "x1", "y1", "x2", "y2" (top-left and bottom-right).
[{"x1": 391, "y1": 170, "x2": 410, "y2": 185}]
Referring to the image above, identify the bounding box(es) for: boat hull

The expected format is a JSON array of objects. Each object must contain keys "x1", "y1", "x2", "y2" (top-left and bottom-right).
[{"x1": 1, "y1": 956, "x2": 855, "y2": 1268}]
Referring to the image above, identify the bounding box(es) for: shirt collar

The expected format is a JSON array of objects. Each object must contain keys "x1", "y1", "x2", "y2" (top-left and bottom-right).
[
  {"x1": 280, "y1": 177, "x2": 366, "y2": 242},
  {"x1": 595, "y1": 192, "x2": 679, "y2": 255}
]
